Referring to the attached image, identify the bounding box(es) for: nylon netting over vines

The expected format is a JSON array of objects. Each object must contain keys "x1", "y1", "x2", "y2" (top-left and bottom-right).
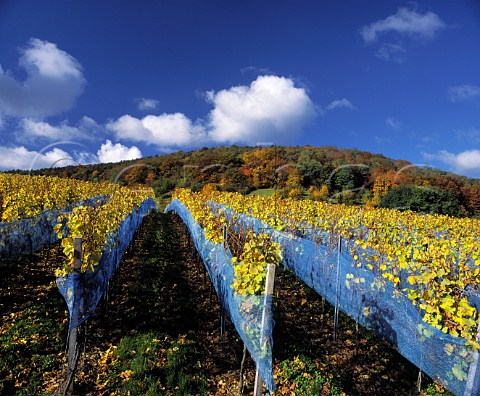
[
  {"x1": 56, "y1": 197, "x2": 156, "y2": 330},
  {"x1": 214, "y1": 202, "x2": 480, "y2": 396},
  {"x1": 166, "y1": 199, "x2": 276, "y2": 392},
  {"x1": 0, "y1": 196, "x2": 108, "y2": 261}
]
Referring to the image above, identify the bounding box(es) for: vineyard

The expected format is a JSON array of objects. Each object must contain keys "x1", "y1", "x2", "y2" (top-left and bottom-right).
[
  {"x1": 1, "y1": 175, "x2": 479, "y2": 395},
  {"x1": 168, "y1": 188, "x2": 480, "y2": 395}
]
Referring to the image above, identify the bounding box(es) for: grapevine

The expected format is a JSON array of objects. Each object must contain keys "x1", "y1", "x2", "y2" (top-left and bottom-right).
[
  {"x1": 54, "y1": 186, "x2": 154, "y2": 277},
  {"x1": 176, "y1": 188, "x2": 480, "y2": 349},
  {"x1": 0, "y1": 173, "x2": 113, "y2": 222},
  {"x1": 171, "y1": 189, "x2": 282, "y2": 296}
]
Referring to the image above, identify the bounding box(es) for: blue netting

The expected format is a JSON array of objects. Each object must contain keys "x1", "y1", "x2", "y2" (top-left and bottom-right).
[
  {"x1": 165, "y1": 199, "x2": 276, "y2": 391},
  {"x1": 56, "y1": 197, "x2": 156, "y2": 331},
  {"x1": 216, "y1": 204, "x2": 480, "y2": 396},
  {"x1": 0, "y1": 196, "x2": 108, "y2": 261}
]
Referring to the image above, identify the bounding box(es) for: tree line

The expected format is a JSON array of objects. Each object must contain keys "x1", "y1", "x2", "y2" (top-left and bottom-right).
[{"x1": 19, "y1": 145, "x2": 480, "y2": 218}]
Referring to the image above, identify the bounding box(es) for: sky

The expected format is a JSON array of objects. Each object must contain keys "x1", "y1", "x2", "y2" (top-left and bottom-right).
[{"x1": 0, "y1": 0, "x2": 479, "y2": 177}]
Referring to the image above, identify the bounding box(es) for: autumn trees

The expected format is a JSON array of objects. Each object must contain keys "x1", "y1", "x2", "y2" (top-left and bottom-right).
[{"x1": 21, "y1": 145, "x2": 480, "y2": 218}]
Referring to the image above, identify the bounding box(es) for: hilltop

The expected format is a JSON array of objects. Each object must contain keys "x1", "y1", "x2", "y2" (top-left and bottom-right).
[{"x1": 19, "y1": 145, "x2": 480, "y2": 217}]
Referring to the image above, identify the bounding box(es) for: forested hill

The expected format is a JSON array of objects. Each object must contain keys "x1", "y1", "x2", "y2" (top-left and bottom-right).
[{"x1": 19, "y1": 145, "x2": 480, "y2": 217}]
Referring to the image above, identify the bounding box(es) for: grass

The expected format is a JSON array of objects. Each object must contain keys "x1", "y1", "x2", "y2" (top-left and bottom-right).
[
  {"x1": 249, "y1": 188, "x2": 277, "y2": 197},
  {"x1": 275, "y1": 355, "x2": 344, "y2": 395},
  {"x1": 103, "y1": 332, "x2": 208, "y2": 396}
]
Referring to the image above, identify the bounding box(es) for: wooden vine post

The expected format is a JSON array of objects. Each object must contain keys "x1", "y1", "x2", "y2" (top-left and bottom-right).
[
  {"x1": 464, "y1": 322, "x2": 480, "y2": 396},
  {"x1": 253, "y1": 263, "x2": 276, "y2": 396},
  {"x1": 65, "y1": 236, "x2": 82, "y2": 394},
  {"x1": 221, "y1": 225, "x2": 228, "y2": 336},
  {"x1": 333, "y1": 235, "x2": 341, "y2": 342}
]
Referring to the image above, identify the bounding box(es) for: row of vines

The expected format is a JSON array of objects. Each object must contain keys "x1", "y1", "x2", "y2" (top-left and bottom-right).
[
  {"x1": 2, "y1": 172, "x2": 479, "y2": 394},
  {"x1": 191, "y1": 188, "x2": 480, "y2": 348},
  {"x1": 0, "y1": 173, "x2": 155, "y2": 276},
  {"x1": 0, "y1": 173, "x2": 113, "y2": 222},
  {"x1": 1, "y1": 173, "x2": 157, "y2": 392},
  {"x1": 170, "y1": 188, "x2": 480, "y2": 395},
  {"x1": 171, "y1": 188, "x2": 282, "y2": 297}
]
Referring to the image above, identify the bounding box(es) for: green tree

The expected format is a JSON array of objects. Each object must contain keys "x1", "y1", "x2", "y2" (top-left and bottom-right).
[
  {"x1": 297, "y1": 159, "x2": 323, "y2": 186},
  {"x1": 380, "y1": 185, "x2": 462, "y2": 217},
  {"x1": 152, "y1": 177, "x2": 175, "y2": 196},
  {"x1": 331, "y1": 165, "x2": 355, "y2": 192},
  {"x1": 224, "y1": 167, "x2": 250, "y2": 193}
]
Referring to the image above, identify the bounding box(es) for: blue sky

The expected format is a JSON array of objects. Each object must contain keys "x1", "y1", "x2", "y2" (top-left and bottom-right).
[{"x1": 0, "y1": 0, "x2": 479, "y2": 177}]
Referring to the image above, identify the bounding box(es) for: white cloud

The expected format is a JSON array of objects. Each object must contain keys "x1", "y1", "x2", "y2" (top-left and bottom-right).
[
  {"x1": 424, "y1": 149, "x2": 480, "y2": 176},
  {"x1": 0, "y1": 145, "x2": 75, "y2": 171},
  {"x1": 75, "y1": 151, "x2": 99, "y2": 165},
  {"x1": 108, "y1": 75, "x2": 316, "y2": 147},
  {"x1": 448, "y1": 85, "x2": 480, "y2": 103},
  {"x1": 0, "y1": 38, "x2": 86, "y2": 118},
  {"x1": 0, "y1": 138, "x2": 143, "y2": 170},
  {"x1": 97, "y1": 140, "x2": 142, "y2": 163},
  {"x1": 385, "y1": 117, "x2": 402, "y2": 129},
  {"x1": 136, "y1": 97, "x2": 160, "y2": 111},
  {"x1": 107, "y1": 113, "x2": 205, "y2": 147},
  {"x1": 20, "y1": 119, "x2": 71, "y2": 140},
  {"x1": 207, "y1": 75, "x2": 316, "y2": 144},
  {"x1": 326, "y1": 98, "x2": 356, "y2": 111},
  {"x1": 360, "y1": 7, "x2": 446, "y2": 43},
  {"x1": 17, "y1": 116, "x2": 99, "y2": 143}
]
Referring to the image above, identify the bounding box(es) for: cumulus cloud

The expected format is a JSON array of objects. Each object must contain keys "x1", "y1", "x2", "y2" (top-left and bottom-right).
[
  {"x1": 423, "y1": 149, "x2": 480, "y2": 176},
  {"x1": 17, "y1": 116, "x2": 100, "y2": 143},
  {"x1": 0, "y1": 38, "x2": 86, "y2": 118},
  {"x1": 75, "y1": 151, "x2": 99, "y2": 165},
  {"x1": 107, "y1": 113, "x2": 205, "y2": 147},
  {"x1": 326, "y1": 98, "x2": 356, "y2": 111},
  {"x1": 0, "y1": 145, "x2": 75, "y2": 171},
  {"x1": 360, "y1": 7, "x2": 446, "y2": 43},
  {"x1": 207, "y1": 75, "x2": 316, "y2": 144},
  {"x1": 448, "y1": 85, "x2": 480, "y2": 103},
  {"x1": 136, "y1": 97, "x2": 160, "y2": 111},
  {"x1": 108, "y1": 75, "x2": 316, "y2": 147},
  {"x1": 97, "y1": 140, "x2": 142, "y2": 163},
  {"x1": 0, "y1": 139, "x2": 142, "y2": 169}
]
